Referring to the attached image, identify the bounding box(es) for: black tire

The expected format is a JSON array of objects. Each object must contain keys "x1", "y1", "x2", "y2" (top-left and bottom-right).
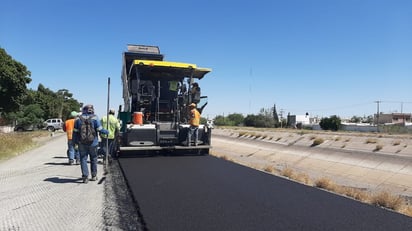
[{"x1": 47, "y1": 126, "x2": 55, "y2": 132}]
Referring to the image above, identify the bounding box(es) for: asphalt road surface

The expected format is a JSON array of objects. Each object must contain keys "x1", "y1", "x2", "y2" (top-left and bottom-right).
[{"x1": 118, "y1": 154, "x2": 412, "y2": 231}]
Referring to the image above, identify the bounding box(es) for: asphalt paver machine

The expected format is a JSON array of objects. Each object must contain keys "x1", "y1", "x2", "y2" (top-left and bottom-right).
[{"x1": 118, "y1": 45, "x2": 212, "y2": 155}]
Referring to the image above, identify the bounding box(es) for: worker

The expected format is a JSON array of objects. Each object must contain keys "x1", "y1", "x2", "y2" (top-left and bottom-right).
[
  {"x1": 187, "y1": 103, "x2": 200, "y2": 146},
  {"x1": 100, "y1": 109, "x2": 121, "y2": 162},
  {"x1": 73, "y1": 104, "x2": 108, "y2": 183},
  {"x1": 63, "y1": 111, "x2": 80, "y2": 165},
  {"x1": 190, "y1": 82, "x2": 201, "y2": 103}
]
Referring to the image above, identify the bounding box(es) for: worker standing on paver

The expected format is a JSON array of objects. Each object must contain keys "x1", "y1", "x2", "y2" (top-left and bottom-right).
[
  {"x1": 73, "y1": 104, "x2": 108, "y2": 183},
  {"x1": 187, "y1": 103, "x2": 200, "y2": 146}
]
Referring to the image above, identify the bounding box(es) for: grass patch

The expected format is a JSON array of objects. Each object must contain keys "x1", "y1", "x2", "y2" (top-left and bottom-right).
[
  {"x1": 311, "y1": 138, "x2": 324, "y2": 147},
  {"x1": 400, "y1": 205, "x2": 412, "y2": 217},
  {"x1": 370, "y1": 191, "x2": 404, "y2": 211},
  {"x1": 281, "y1": 167, "x2": 294, "y2": 178},
  {"x1": 263, "y1": 165, "x2": 275, "y2": 173},
  {"x1": 292, "y1": 173, "x2": 311, "y2": 185},
  {"x1": 335, "y1": 186, "x2": 369, "y2": 201},
  {"x1": 365, "y1": 138, "x2": 378, "y2": 144},
  {"x1": 238, "y1": 131, "x2": 248, "y2": 137},
  {"x1": 314, "y1": 177, "x2": 336, "y2": 191},
  {"x1": 334, "y1": 136, "x2": 341, "y2": 141},
  {"x1": 0, "y1": 131, "x2": 49, "y2": 161},
  {"x1": 309, "y1": 135, "x2": 317, "y2": 140},
  {"x1": 373, "y1": 144, "x2": 383, "y2": 152}
]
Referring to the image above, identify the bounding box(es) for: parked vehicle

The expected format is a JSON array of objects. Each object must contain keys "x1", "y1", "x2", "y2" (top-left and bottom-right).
[
  {"x1": 14, "y1": 124, "x2": 41, "y2": 132},
  {"x1": 43, "y1": 118, "x2": 64, "y2": 131}
]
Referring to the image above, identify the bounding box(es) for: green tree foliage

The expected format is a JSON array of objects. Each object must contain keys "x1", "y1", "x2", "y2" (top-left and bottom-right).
[
  {"x1": 200, "y1": 117, "x2": 207, "y2": 125},
  {"x1": 213, "y1": 113, "x2": 244, "y2": 126},
  {"x1": 33, "y1": 85, "x2": 80, "y2": 120},
  {"x1": 227, "y1": 113, "x2": 244, "y2": 126},
  {"x1": 1, "y1": 50, "x2": 81, "y2": 125},
  {"x1": 214, "y1": 115, "x2": 226, "y2": 126},
  {"x1": 7, "y1": 104, "x2": 44, "y2": 127},
  {"x1": 319, "y1": 115, "x2": 342, "y2": 131},
  {"x1": 349, "y1": 116, "x2": 362, "y2": 123},
  {"x1": 363, "y1": 115, "x2": 374, "y2": 124},
  {"x1": 244, "y1": 114, "x2": 275, "y2": 128},
  {"x1": 0, "y1": 48, "x2": 32, "y2": 112}
]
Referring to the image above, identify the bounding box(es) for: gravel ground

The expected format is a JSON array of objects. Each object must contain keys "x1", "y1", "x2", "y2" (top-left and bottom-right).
[{"x1": 0, "y1": 133, "x2": 143, "y2": 230}]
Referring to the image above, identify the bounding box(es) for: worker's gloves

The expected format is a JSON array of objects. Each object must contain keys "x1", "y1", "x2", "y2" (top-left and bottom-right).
[{"x1": 100, "y1": 129, "x2": 109, "y2": 135}]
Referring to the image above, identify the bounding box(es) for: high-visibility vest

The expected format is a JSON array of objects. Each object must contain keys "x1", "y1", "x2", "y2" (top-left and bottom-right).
[
  {"x1": 64, "y1": 118, "x2": 75, "y2": 140},
  {"x1": 101, "y1": 115, "x2": 120, "y2": 139},
  {"x1": 189, "y1": 109, "x2": 200, "y2": 127}
]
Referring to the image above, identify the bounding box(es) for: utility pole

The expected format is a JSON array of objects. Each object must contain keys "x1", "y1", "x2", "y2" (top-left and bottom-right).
[
  {"x1": 279, "y1": 109, "x2": 284, "y2": 128},
  {"x1": 375, "y1": 100, "x2": 380, "y2": 132},
  {"x1": 401, "y1": 102, "x2": 405, "y2": 125}
]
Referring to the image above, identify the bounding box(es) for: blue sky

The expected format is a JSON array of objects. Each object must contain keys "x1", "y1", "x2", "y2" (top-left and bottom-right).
[{"x1": 1, "y1": 0, "x2": 411, "y2": 119}]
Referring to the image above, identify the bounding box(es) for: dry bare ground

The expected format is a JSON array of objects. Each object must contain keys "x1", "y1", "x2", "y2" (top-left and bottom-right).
[{"x1": 210, "y1": 127, "x2": 412, "y2": 217}]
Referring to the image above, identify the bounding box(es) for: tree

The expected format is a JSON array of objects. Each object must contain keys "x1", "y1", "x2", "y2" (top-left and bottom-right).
[
  {"x1": 33, "y1": 84, "x2": 80, "y2": 120},
  {"x1": 0, "y1": 48, "x2": 32, "y2": 112},
  {"x1": 319, "y1": 115, "x2": 342, "y2": 131},
  {"x1": 349, "y1": 116, "x2": 362, "y2": 123},
  {"x1": 7, "y1": 104, "x2": 44, "y2": 127},
  {"x1": 227, "y1": 113, "x2": 244, "y2": 126},
  {"x1": 214, "y1": 115, "x2": 226, "y2": 126},
  {"x1": 244, "y1": 114, "x2": 274, "y2": 128},
  {"x1": 363, "y1": 115, "x2": 374, "y2": 124},
  {"x1": 213, "y1": 113, "x2": 245, "y2": 126}
]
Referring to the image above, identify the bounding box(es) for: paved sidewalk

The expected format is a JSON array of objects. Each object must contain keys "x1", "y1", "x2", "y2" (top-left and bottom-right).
[{"x1": 0, "y1": 134, "x2": 139, "y2": 231}]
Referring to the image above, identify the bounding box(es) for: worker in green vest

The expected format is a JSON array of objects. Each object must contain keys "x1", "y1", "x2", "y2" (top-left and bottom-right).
[{"x1": 100, "y1": 109, "x2": 121, "y2": 162}]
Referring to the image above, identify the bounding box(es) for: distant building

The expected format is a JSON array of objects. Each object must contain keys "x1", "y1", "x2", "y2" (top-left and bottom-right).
[
  {"x1": 287, "y1": 114, "x2": 311, "y2": 128},
  {"x1": 374, "y1": 113, "x2": 412, "y2": 125}
]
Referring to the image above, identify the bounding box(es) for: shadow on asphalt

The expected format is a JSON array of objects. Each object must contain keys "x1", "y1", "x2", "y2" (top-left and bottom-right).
[
  {"x1": 44, "y1": 177, "x2": 82, "y2": 184},
  {"x1": 119, "y1": 150, "x2": 208, "y2": 158},
  {"x1": 53, "y1": 156, "x2": 67, "y2": 159},
  {"x1": 44, "y1": 162, "x2": 70, "y2": 166}
]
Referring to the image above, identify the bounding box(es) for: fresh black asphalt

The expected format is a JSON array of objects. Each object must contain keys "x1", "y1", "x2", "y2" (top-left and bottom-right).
[{"x1": 119, "y1": 155, "x2": 412, "y2": 231}]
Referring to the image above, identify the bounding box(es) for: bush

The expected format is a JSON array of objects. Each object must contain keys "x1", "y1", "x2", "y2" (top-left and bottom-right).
[
  {"x1": 311, "y1": 138, "x2": 324, "y2": 146},
  {"x1": 319, "y1": 115, "x2": 341, "y2": 131}
]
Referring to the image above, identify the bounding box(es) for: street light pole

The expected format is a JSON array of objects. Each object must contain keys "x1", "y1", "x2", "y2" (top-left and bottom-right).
[{"x1": 375, "y1": 100, "x2": 380, "y2": 132}]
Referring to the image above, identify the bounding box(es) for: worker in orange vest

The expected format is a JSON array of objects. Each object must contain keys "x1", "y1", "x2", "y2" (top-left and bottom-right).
[
  {"x1": 187, "y1": 103, "x2": 200, "y2": 146},
  {"x1": 63, "y1": 111, "x2": 80, "y2": 165}
]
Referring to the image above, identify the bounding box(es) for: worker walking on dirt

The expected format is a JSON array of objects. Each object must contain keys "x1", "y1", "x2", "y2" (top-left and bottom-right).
[
  {"x1": 187, "y1": 103, "x2": 200, "y2": 146},
  {"x1": 73, "y1": 104, "x2": 108, "y2": 184},
  {"x1": 63, "y1": 111, "x2": 80, "y2": 165},
  {"x1": 100, "y1": 109, "x2": 120, "y2": 162}
]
